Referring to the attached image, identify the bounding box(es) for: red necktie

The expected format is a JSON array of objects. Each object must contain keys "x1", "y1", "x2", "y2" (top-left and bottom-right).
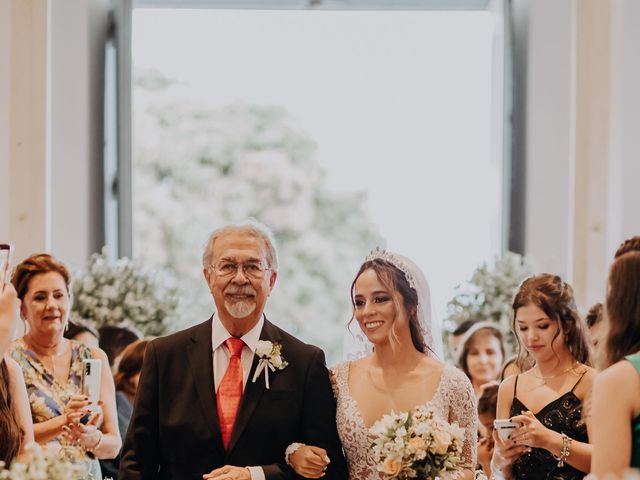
[{"x1": 217, "y1": 337, "x2": 244, "y2": 449}]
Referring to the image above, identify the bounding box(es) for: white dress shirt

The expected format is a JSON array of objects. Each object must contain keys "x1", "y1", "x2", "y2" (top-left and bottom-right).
[{"x1": 211, "y1": 315, "x2": 266, "y2": 480}]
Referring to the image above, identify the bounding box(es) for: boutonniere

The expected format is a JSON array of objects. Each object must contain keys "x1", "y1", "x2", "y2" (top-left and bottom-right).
[{"x1": 252, "y1": 340, "x2": 288, "y2": 389}]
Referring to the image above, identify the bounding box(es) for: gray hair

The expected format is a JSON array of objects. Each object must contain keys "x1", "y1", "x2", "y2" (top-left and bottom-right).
[{"x1": 202, "y1": 219, "x2": 279, "y2": 272}]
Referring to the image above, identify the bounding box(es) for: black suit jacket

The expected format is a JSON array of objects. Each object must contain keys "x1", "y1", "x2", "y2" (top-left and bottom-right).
[{"x1": 119, "y1": 317, "x2": 347, "y2": 480}]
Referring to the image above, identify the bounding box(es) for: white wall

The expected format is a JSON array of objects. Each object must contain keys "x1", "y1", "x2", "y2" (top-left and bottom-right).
[
  {"x1": 521, "y1": 0, "x2": 640, "y2": 310},
  {"x1": 0, "y1": 1, "x2": 10, "y2": 239},
  {"x1": 49, "y1": 0, "x2": 109, "y2": 271},
  {"x1": 0, "y1": 0, "x2": 109, "y2": 270},
  {"x1": 522, "y1": 0, "x2": 576, "y2": 278}
]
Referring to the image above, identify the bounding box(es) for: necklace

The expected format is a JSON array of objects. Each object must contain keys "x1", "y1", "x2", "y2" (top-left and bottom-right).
[
  {"x1": 24, "y1": 335, "x2": 67, "y2": 378},
  {"x1": 532, "y1": 361, "x2": 579, "y2": 385}
]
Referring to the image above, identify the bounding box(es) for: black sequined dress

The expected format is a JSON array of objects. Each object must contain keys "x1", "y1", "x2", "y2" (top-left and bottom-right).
[{"x1": 509, "y1": 373, "x2": 588, "y2": 480}]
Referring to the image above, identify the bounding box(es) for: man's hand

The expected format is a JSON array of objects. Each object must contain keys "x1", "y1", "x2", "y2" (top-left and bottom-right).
[
  {"x1": 203, "y1": 465, "x2": 251, "y2": 480},
  {"x1": 289, "y1": 445, "x2": 330, "y2": 478}
]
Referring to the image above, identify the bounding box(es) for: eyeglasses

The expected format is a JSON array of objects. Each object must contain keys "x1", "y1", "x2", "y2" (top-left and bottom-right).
[{"x1": 209, "y1": 260, "x2": 272, "y2": 279}]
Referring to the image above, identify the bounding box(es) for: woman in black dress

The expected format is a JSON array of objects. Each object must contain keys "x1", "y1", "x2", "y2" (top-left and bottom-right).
[{"x1": 491, "y1": 274, "x2": 594, "y2": 480}]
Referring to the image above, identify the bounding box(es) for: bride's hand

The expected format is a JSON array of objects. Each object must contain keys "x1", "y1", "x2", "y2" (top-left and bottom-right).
[{"x1": 288, "y1": 445, "x2": 330, "y2": 479}]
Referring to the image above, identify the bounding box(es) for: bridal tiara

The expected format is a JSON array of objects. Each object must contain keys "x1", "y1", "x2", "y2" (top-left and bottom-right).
[{"x1": 363, "y1": 247, "x2": 417, "y2": 291}]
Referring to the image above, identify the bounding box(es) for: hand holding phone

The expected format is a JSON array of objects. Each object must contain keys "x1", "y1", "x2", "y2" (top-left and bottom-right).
[
  {"x1": 494, "y1": 418, "x2": 522, "y2": 441},
  {"x1": 0, "y1": 243, "x2": 12, "y2": 292}
]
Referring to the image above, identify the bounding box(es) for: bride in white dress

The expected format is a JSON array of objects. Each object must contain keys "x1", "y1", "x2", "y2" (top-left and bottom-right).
[{"x1": 288, "y1": 249, "x2": 477, "y2": 480}]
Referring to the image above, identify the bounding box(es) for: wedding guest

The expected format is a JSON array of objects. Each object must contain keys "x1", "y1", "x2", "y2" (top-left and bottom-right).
[
  {"x1": 457, "y1": 322, "x2": 505, "y2": 398},
  {"x1": 100, "y1": 338, "x2": 150, "y2": 479},
  {"x1": 591, "y1": 251, "x2": 640, "y2": 475},
  {"x1": 492, "y1": 274, "x2": 594, "y2": 480},
  {"x1": 10, "y1": 253, "x2": 121, "y2": 478},
  {"x1": 585, "y1": 303, "x2": 603, "y2": 351},
  {"x1": 288, "y1": 249, "x2": 477, "y2": 480},
  {"x1": 0, "y1": 283, "x2": 34, "y2": 464},
  {"x1": 64, "y1": 318, "x2": 100, "y2": 349},
  {"x1": 478, "y1": 385, "x2": 499, "y2": 479},
  {"x1": 451, "y1": 319, "x2": 476, "y2": 354},
  {"x1": 98, "y1": 325, "x2": 141, "y2": 367},
  {"x1": 614, "y1": 235, "x2": 640, "y2": 258}
]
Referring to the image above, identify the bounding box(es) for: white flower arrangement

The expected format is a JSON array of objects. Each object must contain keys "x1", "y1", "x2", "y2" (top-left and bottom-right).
[
  {"x1": 252, "y1": 340, "x2": 287, "y2": 389},
  {"x1": 0, "y1": 443, "x2": 93, "y2": 480},
  {"x1": 369, "y1": 407, "x2": 465, "y2": 480},
  {"x1": 71, "y1": 248, "x2": 179, "y2": 336},
  {"x1": 445, "y1": 251, "x2": 534, "y2": 349}
]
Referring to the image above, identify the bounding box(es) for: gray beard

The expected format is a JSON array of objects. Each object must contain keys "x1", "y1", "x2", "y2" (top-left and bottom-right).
[{"x1": 225, "y1": 300, "x2": 257, "y2": 319}]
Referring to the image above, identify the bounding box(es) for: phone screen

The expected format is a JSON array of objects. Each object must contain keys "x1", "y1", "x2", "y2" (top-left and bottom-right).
[{"x1": 0, "y1": 243, "x2": 12, "y2": 291}]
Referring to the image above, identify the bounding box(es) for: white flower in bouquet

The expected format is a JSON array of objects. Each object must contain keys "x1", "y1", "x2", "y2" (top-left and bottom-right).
[
  {"x1": 0, "y1": 442, "x2": 92, "y2": 480},
  {"x1": 71, "y1": 248, "x2": 179, "y2": 336},
  {"x1": 370, "y1": 407, "x2": 465, "y2": 480}
]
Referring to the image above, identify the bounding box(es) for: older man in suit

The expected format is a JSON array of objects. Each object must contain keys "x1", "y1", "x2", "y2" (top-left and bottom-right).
[{"x1": 119, "y1": 220, "x2": 347, "y2": 480}]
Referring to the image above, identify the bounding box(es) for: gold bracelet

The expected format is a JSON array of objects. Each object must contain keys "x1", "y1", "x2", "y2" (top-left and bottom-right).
[{"x1": 552, "y1": 433, "x2": 572, "y2": 467}]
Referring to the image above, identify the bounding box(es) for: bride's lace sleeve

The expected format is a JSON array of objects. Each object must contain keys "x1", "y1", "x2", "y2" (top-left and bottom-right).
[
  {"x1": 443, "y1": 366, "x2": 478, "y2": 469},
  {"x1": 328, "y1": 364, "x2": 340, "y2": 400}
]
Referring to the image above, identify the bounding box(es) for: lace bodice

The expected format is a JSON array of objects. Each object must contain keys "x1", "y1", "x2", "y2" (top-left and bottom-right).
[{"x1": 330, "y1": 361, "x2": 478, "y2": 480}]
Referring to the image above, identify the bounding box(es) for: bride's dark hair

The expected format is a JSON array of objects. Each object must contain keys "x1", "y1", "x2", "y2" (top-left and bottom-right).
[{"x1": 350, "y1": 258, "x2": 430, "y2": 354}]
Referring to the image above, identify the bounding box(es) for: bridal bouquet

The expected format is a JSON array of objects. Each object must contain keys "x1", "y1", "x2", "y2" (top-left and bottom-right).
[
  {"x1": 0, "y1": 442, "x2": 92, "y2": 480},
  {"x1": 370, "y1": 407, "x2": 465, "y2": 480}
]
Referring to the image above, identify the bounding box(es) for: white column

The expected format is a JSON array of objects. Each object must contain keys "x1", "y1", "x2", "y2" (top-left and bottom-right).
[
  {"x1": 7, "y1": 0, "x2": 50, "y2": 262},
  {"x1": 524, "y1": 0, "x2": 576, "y2": 279},
  {"x1": 0, "y1": 1, "x2": 10, "y2": 239},
  {"x1": 572, "y1": 0, "x2": 612, "y2": 309},
  {"x1": 614, "y1": 0, "x2": 640, "y2": 244}
]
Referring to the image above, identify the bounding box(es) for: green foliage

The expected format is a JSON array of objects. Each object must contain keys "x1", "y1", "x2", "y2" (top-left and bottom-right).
[{"x1": 445, "y1": 252, "x2": 534, "y2": 352}]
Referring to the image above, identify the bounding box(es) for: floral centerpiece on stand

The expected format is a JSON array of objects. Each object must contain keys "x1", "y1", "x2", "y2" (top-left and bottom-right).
[
  {"x1": 71, "y1": 249, "x2": 179, "y2": 336},
  {"x1": 369, "y1": 407, "x2": 465, "y2": 479},
  {"x1": 445, "y1": 251, "x2": 534, "y2": 355},
  {"x1": 0, "y1": 443, "x2": 92, "y2": 480}
]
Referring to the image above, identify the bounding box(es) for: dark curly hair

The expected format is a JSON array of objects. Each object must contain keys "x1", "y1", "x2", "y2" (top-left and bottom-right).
[{"x1": 512, "y1": 274, "x2": 591, "y2": 366}]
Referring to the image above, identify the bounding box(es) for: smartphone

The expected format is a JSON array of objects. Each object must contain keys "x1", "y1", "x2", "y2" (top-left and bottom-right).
[
  {"x1": 494, "y1": 418, "x2": 521, "y2": 441},
  {"x1": 0, "y1": 243, "x2": 12, "y2": 291},
  {"x1": 81, "y1": 358, "x2": 102, "y2": 423}
]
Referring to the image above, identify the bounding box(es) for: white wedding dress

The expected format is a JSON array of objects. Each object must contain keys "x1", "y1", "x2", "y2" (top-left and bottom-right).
[{"x1": 330, "y1": 361, "x2": 478, "y2": 480}]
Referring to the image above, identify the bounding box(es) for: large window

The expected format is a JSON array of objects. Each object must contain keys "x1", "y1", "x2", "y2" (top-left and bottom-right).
[{"x1": 126, "y1": 1, "x2": 507, "y2": 362}]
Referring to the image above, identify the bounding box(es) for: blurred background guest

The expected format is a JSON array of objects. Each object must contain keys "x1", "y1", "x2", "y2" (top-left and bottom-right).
[
  {"x1": 458, "y1": 322, "x2": 505, "y2": 398},
  {"x1": 98, "y1": 325, "x2": 141, "y2": 368},
  {"x1": 477, "y1": 384, "x2": 499, "y2": 479},
  {"x1": 64, "y1": 318, "x2": 100, "y2": 349},
  {"x1": 450, "y1": 319, "x2": 476, "y2": 354},
  {"x1": 492, "y1": 274, "x2": 594, "y2": 480},
  {"x1": 100, "y1": 338, "x2": 150, "y2": 479},
  {"x1": 591, "y1": 251, "x2": 640, "y2": 475},
  {"x1": 585, "y1": 302, "x2": 603, "y2": 351},
  {"x1": 10, "y1": 253, "x2": 121, "y2": 478},
  {"x1": 0, "y1": 283, "x2": 33, "y2": 464}
]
